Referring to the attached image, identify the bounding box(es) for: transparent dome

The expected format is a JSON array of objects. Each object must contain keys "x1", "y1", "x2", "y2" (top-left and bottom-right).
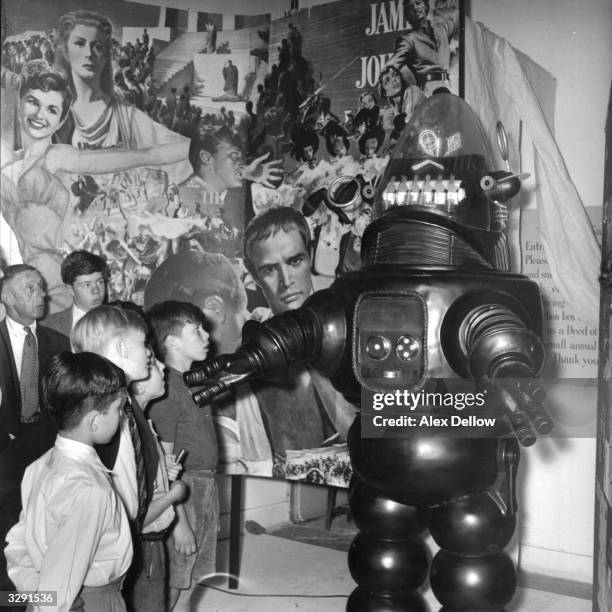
[{"x1": 374, "y1": 92, "x2": 495, "y2": 231}]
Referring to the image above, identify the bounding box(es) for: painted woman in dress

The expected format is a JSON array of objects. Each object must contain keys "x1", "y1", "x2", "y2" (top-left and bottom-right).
[
  {"x1": 1, "y1": 60, "x2": 188, "y2": 310},
  {"x1": 377, "y1": 64, "x2": 426, "y2": 140},
  {"x1": 52, "y1": 10, "x2": 191, "y2": 184}
]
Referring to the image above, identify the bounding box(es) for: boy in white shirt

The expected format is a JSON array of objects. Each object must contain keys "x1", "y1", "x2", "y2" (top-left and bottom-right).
[{"x1": 5, "y1": 351, "x2": 133, "y2": 612}]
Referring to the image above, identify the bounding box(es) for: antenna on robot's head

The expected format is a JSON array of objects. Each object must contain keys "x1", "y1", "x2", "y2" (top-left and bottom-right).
[{"x1": 496, "y1": 122, "x2": 511, "y2": 172}]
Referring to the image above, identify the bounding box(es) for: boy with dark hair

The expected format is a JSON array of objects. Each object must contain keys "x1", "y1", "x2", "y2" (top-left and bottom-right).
[
  {"x1": 147, "y1": 300, "x2": 218, "y2": 612},
  {"x1": 144, "y1": 252, "x2": 274, "y2": 475},
  {"x1": 44, "y1": 250, "x2": 109, "y2": 337},
  {"x1": 60, "y1": 249, "x2": 108, "y2": 286},
  {"x1": 5, "y1": 352, "x2": 133, "y2": 612}
]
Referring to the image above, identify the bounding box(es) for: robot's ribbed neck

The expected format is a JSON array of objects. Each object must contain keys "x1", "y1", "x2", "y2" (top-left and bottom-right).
[{"x1": 361, "y1": 209, "x2": 509, "y2": 270}]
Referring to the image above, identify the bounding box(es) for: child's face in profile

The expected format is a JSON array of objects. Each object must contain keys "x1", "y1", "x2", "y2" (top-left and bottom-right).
[
  {"x1": 122, "y1": 328, "x2": 150, "y2": 383},
  {"x1": 94, "y1": 393, "x2": 125, "y2": 444},
  {"x1": 176, "y1": 320, "x2": 210, "y2": 364},
  {"x1": 139, "y1": 359, "x2": 166, "y2": 401}
]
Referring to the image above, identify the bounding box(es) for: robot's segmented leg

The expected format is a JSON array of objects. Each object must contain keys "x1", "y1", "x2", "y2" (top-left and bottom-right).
[
  {"x1": 347, "y1": 478, "x2": 429, "y2": 611},
  {"x1": 428, "y1": 439, "x2": 520, "y2": 611}
]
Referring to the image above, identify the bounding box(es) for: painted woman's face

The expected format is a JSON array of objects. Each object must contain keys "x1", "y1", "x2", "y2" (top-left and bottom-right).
[
  {"x1": 381, "y1": 68, "x2": 402, "y2": 98},
  {"x1": 19, "y1": 88, "x2": 65, "y2": 140},
  {"x1": 66, "y1": 24, "x2": 107, "y2": 83},
  {"x1": 362, "y1": 94, "x2": 376, "y2": 110}
]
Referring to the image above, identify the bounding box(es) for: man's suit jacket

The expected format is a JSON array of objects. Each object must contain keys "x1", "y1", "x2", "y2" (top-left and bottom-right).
[
  {"x1": 42, "y1": 306, "x2": 73, "y2": 339},
  {"x1": 0, "y1": 319, "x2": 70, "y2": 452}
]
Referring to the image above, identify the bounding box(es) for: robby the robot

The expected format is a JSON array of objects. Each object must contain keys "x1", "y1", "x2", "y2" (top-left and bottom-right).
[{"x1": 186, "y1": 92, "x2": 552, "y2": 611}]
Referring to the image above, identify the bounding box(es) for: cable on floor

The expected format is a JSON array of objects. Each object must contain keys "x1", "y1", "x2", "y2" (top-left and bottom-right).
[{"x1": 197, "y1": 583, "x2": 348, "y2": 599}]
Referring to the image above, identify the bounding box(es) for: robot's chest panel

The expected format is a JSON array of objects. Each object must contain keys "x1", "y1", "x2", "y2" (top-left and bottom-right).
[{"x1": 354, "y1": 292, "x2": 427, "y2": 390}]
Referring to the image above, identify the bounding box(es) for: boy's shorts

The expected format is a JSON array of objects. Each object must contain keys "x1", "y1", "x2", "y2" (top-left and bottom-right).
[
  {"x1": 80, "y1": 575, "x2": 127, "y2": 612},
  {"x1": 166, "y1": 470, "x2": 219, "y2": 590}
]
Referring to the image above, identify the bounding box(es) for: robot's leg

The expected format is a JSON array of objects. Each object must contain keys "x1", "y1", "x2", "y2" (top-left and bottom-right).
[
  {"x1": 346, "y1": 479, "x2": 429, "y2": 611},
  {"x1": 428, "y1": 439, "x2": 520, "y2": 611}
]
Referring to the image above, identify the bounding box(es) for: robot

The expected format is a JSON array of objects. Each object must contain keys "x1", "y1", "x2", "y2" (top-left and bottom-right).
[{"x1": 186, "y1": 92, "x2": 553, "y2": 611}]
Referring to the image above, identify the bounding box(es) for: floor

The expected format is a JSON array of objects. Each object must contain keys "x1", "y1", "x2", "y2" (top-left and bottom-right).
[{"x1": 179, "y1": 517, "x2": 593, "y2": 612}]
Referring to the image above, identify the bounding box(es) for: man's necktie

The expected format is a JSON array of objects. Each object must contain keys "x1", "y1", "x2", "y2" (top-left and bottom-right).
[
  {"x1": 124, "y1": 400, "x2": 148, "y2": 531},
  {"x1": 20, "y1": 326, "x2": 39, "y2": 422}
]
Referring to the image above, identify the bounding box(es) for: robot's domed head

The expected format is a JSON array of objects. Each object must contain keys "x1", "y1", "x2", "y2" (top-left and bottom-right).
[
  {"x1": 395, "y1": 92, "x2": 492, "y2": 161},
  {"x1": 373, "y1": 92, "x2": 494, "y2": 232}
]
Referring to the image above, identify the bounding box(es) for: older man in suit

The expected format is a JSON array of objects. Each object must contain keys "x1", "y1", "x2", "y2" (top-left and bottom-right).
[
  {"x1": 44, "y1": 250, "x2": 108, "y2": 337},
  {"x1": 0, "y1": 264, "x2": 70, "y2": 451}
]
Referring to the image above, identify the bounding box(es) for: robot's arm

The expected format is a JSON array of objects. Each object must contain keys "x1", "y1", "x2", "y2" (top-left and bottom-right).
[
  {"x1": 185, "y1": 289, "x2": 347, "y2": 406},
  {"x1": 458, "y1": 302, "x2": 553, "y2": 446}
]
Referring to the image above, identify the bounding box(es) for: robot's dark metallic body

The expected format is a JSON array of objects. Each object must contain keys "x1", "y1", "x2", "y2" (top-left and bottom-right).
[{"x1": 187, "y1": 94, "x2": 552, "y2": 611}]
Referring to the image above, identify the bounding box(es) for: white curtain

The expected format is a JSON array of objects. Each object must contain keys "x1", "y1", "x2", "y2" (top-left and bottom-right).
[{"x1": 465, "y1": 17, "x2": 600, "y2": 328}]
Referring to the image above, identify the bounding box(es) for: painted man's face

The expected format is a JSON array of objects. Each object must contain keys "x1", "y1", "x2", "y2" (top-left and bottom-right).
[
  {"x1": 407, "y1": 0, "x2": 429, "y2": 26},
  {"x1": 210, "y1": 141, "x2": 243, "y2": 189},
  {"x1": 249, "y1": 228, "x2": 313, "y2": 315}
]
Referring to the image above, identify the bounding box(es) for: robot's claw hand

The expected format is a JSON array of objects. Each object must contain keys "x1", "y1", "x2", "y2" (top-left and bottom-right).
[
  {"x1": 494, "y1": 383, "x2": 537, "y2": 447},
  {"x1": 185, "y1": 353, "x2": 258, "y2": 406},
  {"x1": 184, "y1": 352, "x2": 256, "y2": 387},
  {"x1": 184, "y1": 357, "x2": 227, "y2": 385},
  {"x1": 486, "y1": 380, "x2": 553, "y2": 447},
  {"x1": 513, "y1": 382, "x2": 554, "y2": 435},
  {"x1": 191, "y1": 371, "x2": 253, "y2": 407}
]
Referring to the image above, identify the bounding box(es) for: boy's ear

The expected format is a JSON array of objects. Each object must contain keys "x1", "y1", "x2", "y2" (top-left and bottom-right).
[
  {"x1": 89, "y1": 410, "x2": 101, "y2": 432},
  {"x1": 202, "y1": 295, "x2": 226, "y2": 324},
  {"x1": 117, "y1": 337, "x2": 129, "y2": 360},
  {"x1": 165, "y1": 334, "x2": 179, "y2": 353}
]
